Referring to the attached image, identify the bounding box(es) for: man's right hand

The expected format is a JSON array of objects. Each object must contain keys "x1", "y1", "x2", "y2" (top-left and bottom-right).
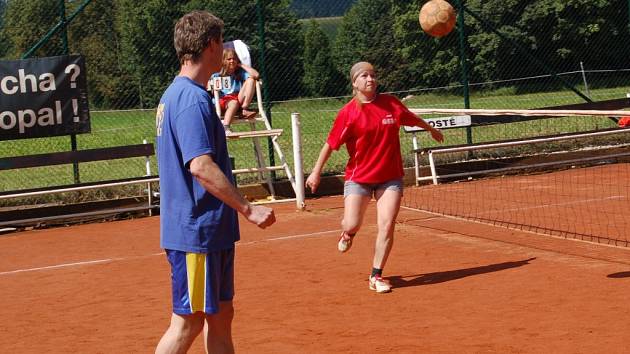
[{"x1": 246, "y1": 205, "x2": 276, "y2": 229}]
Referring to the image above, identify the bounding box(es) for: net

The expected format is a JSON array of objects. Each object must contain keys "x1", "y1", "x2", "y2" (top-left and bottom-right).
[{"x1": 402, "y1": 109, "x2": 630, "y2": 247}]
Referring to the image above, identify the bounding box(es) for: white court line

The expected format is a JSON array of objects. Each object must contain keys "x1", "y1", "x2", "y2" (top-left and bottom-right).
[
  {"x1": 0, "y1": 230, "x2": 339, "y2": 276},
  {"x1": 0, "y1": 258, "x2": 115, "y2": 275},
  {"x1": 237, "y1": 229, "x2": 339, "y2": 246},
  {"x1": 0, "y1": 252, "x2": 165, "y2": 276}
]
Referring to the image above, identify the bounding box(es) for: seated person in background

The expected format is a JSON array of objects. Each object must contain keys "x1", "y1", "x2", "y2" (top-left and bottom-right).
[{"x1": 211, "y1": 48, "x2": 259, "y2": 134}]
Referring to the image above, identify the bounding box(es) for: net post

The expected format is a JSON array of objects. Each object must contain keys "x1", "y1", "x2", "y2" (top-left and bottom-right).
[
  {"x1": 579, "y1": 62, "x2": 591, "y2": 99},
  {"x1": 412, "y1": 133, "x2": 421, "y2": 186},
  {"x1": 291, "y1": 113, "x2": 306, "y2": 211},
  {"x1": 143, "y1": 139, "x2": 154, "y2": 216},
  {"x1": 429, "y1": 151, "x2": 438, "y2": 185}
]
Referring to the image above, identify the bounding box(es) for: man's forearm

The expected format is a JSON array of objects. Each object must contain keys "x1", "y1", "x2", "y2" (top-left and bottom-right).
[{"x1": 190, "y1": 155, "x2": 251, "y2": 216}]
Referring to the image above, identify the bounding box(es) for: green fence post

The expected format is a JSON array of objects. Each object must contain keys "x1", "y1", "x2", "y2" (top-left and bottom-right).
[
  {"x1": 455, "y1": 0, "x2": 472, "y2": 146},
  {"x1": 21, "y1": 0, "x2": 92, "y2": 60},
  {"x1": 256, "y1": 0, "x2": 276, "y2": 180},
  {"x1": 58, "y1": 0, "x2": 80, "y2": 184}
]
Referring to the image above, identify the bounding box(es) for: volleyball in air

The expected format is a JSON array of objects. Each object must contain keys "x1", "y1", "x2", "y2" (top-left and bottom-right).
[{"x1": 419, "y1": 0, "x2": 457, "y2": 38}]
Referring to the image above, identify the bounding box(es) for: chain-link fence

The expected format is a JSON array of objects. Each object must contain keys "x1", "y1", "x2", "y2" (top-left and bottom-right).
[{"x1": 1, "y1": 0, "x2": 629, "y2": 204}]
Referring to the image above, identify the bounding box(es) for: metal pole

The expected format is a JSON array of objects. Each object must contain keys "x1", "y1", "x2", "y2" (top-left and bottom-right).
[
  {"x1": 580, "y1": 61, "x2": 591, "y2": 99},
  {"x1": 59, "y1": 0, "x2": 68, "y2": 54},
  {"x1": 429, "y1": 151, "x2": 438, "y2": 185},
  {"x1": 255, "y1": 0, "x2": 276, "y2": 179},
  {"x1": 144, "y1": 139, "x2": 154, "y2": 216},
  {"x1": 22, "y1": 0, "x2": 93, "y2": 59},
  {"x1": 291, "y1": 113, "x2": 305, "y2": 211},
  {"x1": 456, "y1": 0, "x2": 473, "y2": 156},
  {"x1": 412, "y1": 134, "x2": 420, "y2": 186},
  {"x1": 59, "y1": 0, "x2": 80, "y2": 184}
]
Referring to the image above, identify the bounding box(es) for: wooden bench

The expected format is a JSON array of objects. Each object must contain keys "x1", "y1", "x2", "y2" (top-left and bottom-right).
[
  {"x1": 0, "y1": 144, "x2": 154, "y2": 171},
  {"x1": 407, "y1": 127, "x2": 630, "y2": 185},
  {"x1": 403, "y1": 115, "x2": 472, "y2": 185},
  {"x1": 405, "y1": 97, "x2": 630, "y2": 185},
  {"x1": 0, "y1": 143, "x2": 157, "y2": 226}
]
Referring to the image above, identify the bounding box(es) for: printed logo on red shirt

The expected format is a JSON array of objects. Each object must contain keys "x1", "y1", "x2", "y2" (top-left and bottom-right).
[{"x1": 382, "y1": 114, "x2": 395, "y2": 125}]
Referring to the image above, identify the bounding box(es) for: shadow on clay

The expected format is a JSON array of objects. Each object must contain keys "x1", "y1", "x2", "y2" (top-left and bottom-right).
[
  {"x1": 607, "y1": 271, "x2": 630, "y2": 278},
  {"x1": 388, "y1": 257, "x2": 537, "y2": 288}
]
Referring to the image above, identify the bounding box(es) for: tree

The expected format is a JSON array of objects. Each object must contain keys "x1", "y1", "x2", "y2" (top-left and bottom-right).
[
  {"x1": 463, "y1": 0, "x2": 532, "y2": 83},
  {"x1": 0, "y1": 0, "x2": 9, "y2": 58},
  {"x1": 519, "y1": 0, "x2": 630, "y2": 72},
  {"x1": 386, "y1": 1, "x2": 459, "y2": 90},
  {"x1": 115, "y1": 0, "x2": 182, "y2": 108},
  {"x1": 2, "y1": 0, "x2": 64, "y2": 58},
  {"x1": 290, "y1": 0, "x2": 357, "y2": 18},
  {"x1": 303, "y1": 20, "x2": 344, "y2": 97},
  {"x1": 188, "y1": 0, "x2": 305, "y2": 100},
  {"x1": 333, "y1": 0, "x2": 411, "y2": 93},
  {"x1": 67, "y1": 1, "x2": 137, "y2": 108},
  {"x1": 457, "y1": 0, "x2": 630, "y2": 94}
]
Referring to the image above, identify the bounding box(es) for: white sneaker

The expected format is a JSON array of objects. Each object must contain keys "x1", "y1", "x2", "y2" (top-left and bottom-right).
[
  {"x1": 337, "y1": 232, "x2": 354, "y2": 253},
  {"x1": 369, "y1": 275, "x2": 392, "y2": 293}
]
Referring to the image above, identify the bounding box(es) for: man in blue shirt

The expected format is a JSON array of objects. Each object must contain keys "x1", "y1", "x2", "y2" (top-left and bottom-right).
[{"x1": 155, "y1": 10, "x2": 275, "y2": 354}]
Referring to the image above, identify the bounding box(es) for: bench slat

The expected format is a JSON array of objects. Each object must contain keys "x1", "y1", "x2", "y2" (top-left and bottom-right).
[
  {"x1": 412, "y1": 127, "x2": 624, "y2": 154},
  {"x1": 0, "y1": 143, "x2": 154, "y2": 171},
  {"x1": 227, "y1": 129, "x2": 283, "y2": 139}
]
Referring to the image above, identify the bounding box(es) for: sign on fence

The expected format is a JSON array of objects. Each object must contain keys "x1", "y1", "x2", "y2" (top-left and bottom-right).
[
  {"x1": 403, "y1": 115, "x2": 472, "y2": 132},
  {"x1": 0, "y1": 55, "x2": 90, "y2": 140}
]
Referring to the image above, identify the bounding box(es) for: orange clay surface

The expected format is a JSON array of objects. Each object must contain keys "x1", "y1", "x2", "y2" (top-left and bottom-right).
[{"x1": 1, "y1": 195, "x2": 630, "y2": 353}]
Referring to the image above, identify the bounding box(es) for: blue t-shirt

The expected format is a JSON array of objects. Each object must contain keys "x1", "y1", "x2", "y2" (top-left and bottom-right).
[
  {"x1": 211, "y1": 69, "x2": 250, "y2": 96},
  {"x1": 156, "y1": 76, "x2": 239, "y2": 253}
]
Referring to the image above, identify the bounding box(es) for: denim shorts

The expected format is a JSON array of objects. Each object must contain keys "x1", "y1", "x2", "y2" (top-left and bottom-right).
[{"x1": 343, "y1": 178, "x2": 403, "y2": 198}]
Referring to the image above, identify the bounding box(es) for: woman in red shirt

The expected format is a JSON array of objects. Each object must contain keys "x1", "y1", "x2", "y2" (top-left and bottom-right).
[{"x1": 306, "y1": 61, "x2": 443, "y2": 293}]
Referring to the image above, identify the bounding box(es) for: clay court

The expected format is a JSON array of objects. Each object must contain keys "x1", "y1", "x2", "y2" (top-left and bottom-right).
[{"x1": 2, "y1": 187, "x2": 630, "y2": 353}]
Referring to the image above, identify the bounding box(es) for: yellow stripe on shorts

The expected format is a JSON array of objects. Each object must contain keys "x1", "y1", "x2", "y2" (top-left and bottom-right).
[{"x1": 186, "y1": 253, "x2": 207, "y2": 313}]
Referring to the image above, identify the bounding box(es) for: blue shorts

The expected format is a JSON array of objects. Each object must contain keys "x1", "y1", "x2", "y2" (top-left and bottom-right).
[
  {"x1": 344, "y1": 178, "x2": 403, "y2": 198},
  {"x1": 165, "y1": 248, "x2": 235, "y2": 315}
]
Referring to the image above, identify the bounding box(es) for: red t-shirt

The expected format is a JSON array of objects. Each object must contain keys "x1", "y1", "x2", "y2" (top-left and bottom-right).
[{"x1": 327, "y1": 94, "x2": 422, "y2": 183}]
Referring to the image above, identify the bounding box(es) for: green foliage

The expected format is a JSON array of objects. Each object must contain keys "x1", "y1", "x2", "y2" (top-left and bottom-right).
[
  {"x1": 391, "y1": 1, "x2": 460, "y2": 89},
  {"x1": 460, "y1": 0, "x2": 630, "y2": 85},
  {"x1": 188, "y1": 0, "x2": 304, "y2": 101},
  {"x1": 0, "y1": 0, "x2": 8, "y2": 57},
  {"x1": 335, "y1": 0, "x2": 457, "y2": 93},
  {"x1": 299, "y1": 17, "x2": 342, "y2": 41},
  {"x1": 3, "y1": 83, "x2": 627, "y2": 190},
  {"x1": 68, "y1": 1, "x2": 138, "y2": 109},
  {"x1": 303, "y1": 20, "x2": 344, "y2": 97},
  {"x1": 114, "y1": 0, "x2": 182, "y2": 108},
  {"x1": 332, "y1": 0, "x2": 375, "y2": 90},
  {"x1": 518, "y1": 0, "x2": 630, "y2": 71},
  {"x1": 0, "y1": 0, "x2": 628, "y2": 105},
  {"x1": 254, "y1": 0, "x2": 305, "y2": 100},
  {"x1": 464, "y1": 0, "x2": 531, "y2": 82},
  {"x1": 290, "y1": 0, "x2": 357, "y2": 18},
  {"x1": 2, "y1": 0, "x2": 64, "y2": 58},
  {"x1": 3, "y1": 0, "x2": 630, "y2": 199}
]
